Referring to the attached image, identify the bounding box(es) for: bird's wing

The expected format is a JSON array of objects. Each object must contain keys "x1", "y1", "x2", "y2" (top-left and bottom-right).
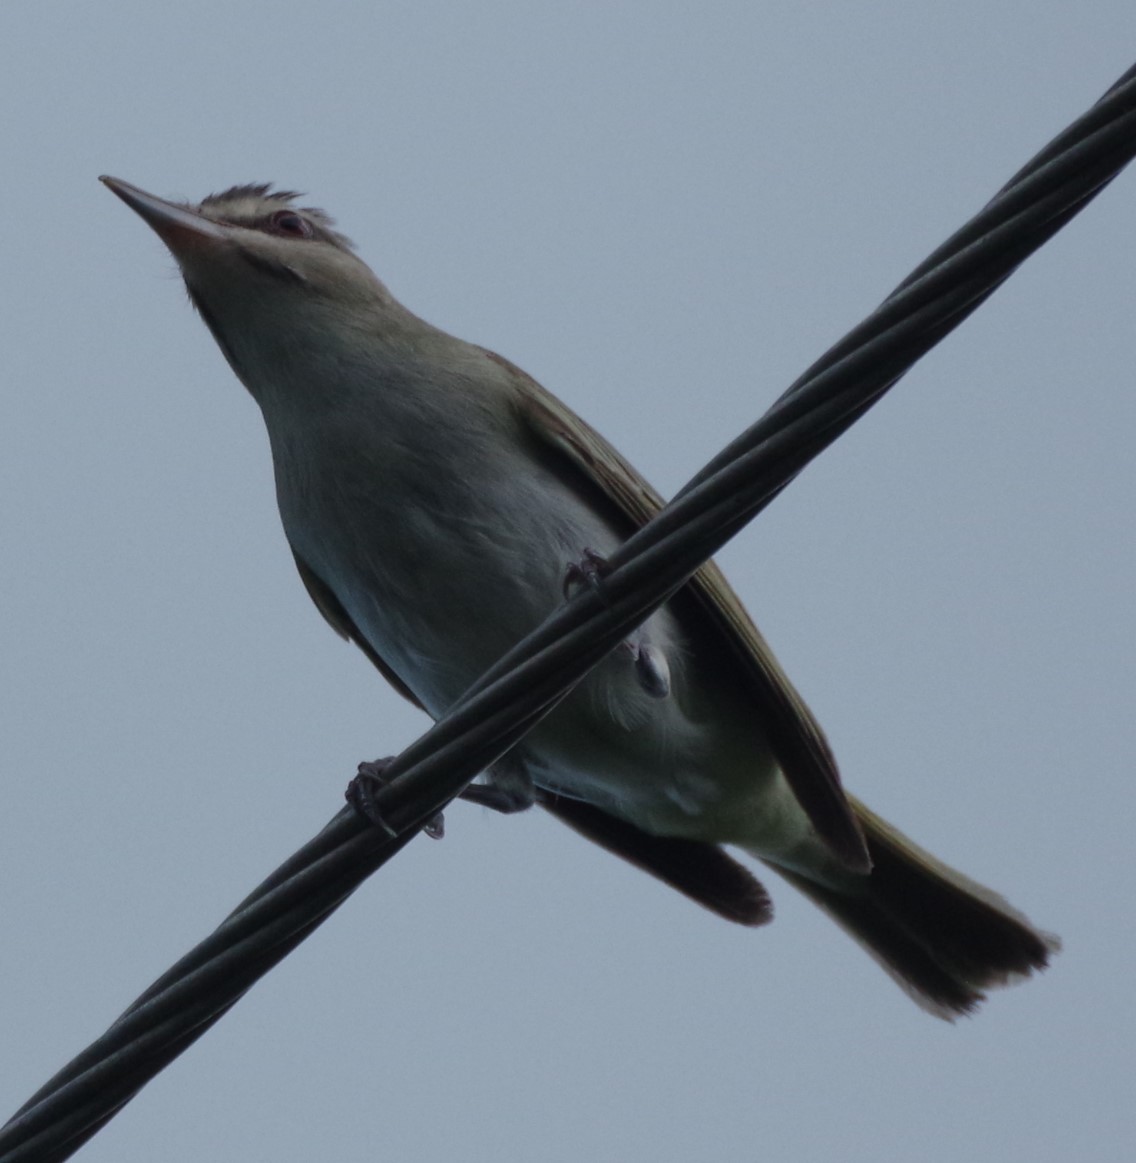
[
  {"x1": 292, "y1": 544, "x2": 772, "y2": 918},
  {"x1": 291, "y1": 548, "x2": 424, "y2": 707},
  {"x1": 537, "y1": 790, "x2": 772, "y2": 925},
  {"x1": 500, "y1": 350, "x2": 870, "y2": 873}
]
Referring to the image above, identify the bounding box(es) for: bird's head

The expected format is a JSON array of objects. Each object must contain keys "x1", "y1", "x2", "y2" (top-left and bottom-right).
[{"x1": 101, "y1": 176, "x2": 410, "y2": 407}]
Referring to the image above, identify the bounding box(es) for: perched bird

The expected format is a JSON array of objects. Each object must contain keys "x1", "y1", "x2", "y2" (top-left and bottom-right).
[{"x1": 102, "y1": 175, "x2": 1057, "y2": 1018}]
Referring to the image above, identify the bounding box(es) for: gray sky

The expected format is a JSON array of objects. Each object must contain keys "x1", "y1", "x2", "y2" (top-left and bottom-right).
[{"x1": 2, "y1": 3, "x2": 1134, "y2": 1161}]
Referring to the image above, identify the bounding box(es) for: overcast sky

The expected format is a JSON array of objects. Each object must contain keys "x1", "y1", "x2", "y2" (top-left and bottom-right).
[{"x1": 2, "y1": 4, "x2": 1134, "y2": 1161}]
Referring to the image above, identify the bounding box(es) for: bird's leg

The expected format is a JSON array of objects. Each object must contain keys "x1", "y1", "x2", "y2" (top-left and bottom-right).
[
  {"x1": 349, "y1": 752, "x2": 539, "y2": 837},
  {"x1": 563, "y1": 548, "x2": 671, "y2": 700},
  {"x1": 348, "y1": 758, "x2": 446, "y2": 839},
  {"x1": 460, "y1": 752, "x2": 537, "y2": 814}
]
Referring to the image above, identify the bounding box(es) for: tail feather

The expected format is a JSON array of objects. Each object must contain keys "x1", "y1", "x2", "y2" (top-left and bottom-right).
[{"x1": 770, "y1": 799, "x2": 1058, "y2": 1019}]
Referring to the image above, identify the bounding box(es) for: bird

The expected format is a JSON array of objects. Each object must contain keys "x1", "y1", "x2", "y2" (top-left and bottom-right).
[{"x1": 101, "y1": 175, "x2": 1057, "y2": 1018}]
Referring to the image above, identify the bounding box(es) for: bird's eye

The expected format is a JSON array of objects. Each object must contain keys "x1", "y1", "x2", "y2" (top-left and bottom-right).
[{"x1": 268, "y1": 210, "x2": 313, "y2": 238}]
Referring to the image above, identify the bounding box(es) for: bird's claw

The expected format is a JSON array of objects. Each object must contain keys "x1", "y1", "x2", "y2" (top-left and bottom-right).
[
  {"x1": 347, "y1": 757, "x2": 445, "y2": 839},
  {"x1": 564, "y1": 549, "x2": 671, "y2": 699},
  {"x1": 562, "y1": 547, "x2": 612, "y2": 601}
]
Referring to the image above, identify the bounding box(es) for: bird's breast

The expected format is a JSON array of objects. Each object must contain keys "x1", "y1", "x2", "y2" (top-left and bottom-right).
[
  {"x1": 268, "y1": 401, "x2": 782, "y2": 843},
  {"x1": 274, "y1": 413, "x2": 625, "y2": 711}
]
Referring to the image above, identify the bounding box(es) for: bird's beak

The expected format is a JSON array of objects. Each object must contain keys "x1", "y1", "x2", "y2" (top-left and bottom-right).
[{"x1": 100, "y1": 176, "x2": 228, "y2": 255}]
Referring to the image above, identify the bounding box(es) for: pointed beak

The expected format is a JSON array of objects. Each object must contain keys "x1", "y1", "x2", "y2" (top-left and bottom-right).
[{"x1": 100, "y1": 176, "x2": 228, "y2": 256}]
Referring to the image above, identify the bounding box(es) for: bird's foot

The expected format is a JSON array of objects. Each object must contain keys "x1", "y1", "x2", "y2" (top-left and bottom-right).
[
  {"x1": 562, "y1": 547, "x2": 612, "y2": 601},
  {"x1": 564, "y1": 549, "x2": 671, "y2": 699},
  {"x1": 347, "y1": 757, "x2": 446, "y2": 839}
]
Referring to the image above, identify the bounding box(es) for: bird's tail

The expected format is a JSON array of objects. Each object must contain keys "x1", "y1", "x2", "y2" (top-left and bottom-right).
[{"x1": 767, "y1": 799, "x2": 1058, "y2": 1018}]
